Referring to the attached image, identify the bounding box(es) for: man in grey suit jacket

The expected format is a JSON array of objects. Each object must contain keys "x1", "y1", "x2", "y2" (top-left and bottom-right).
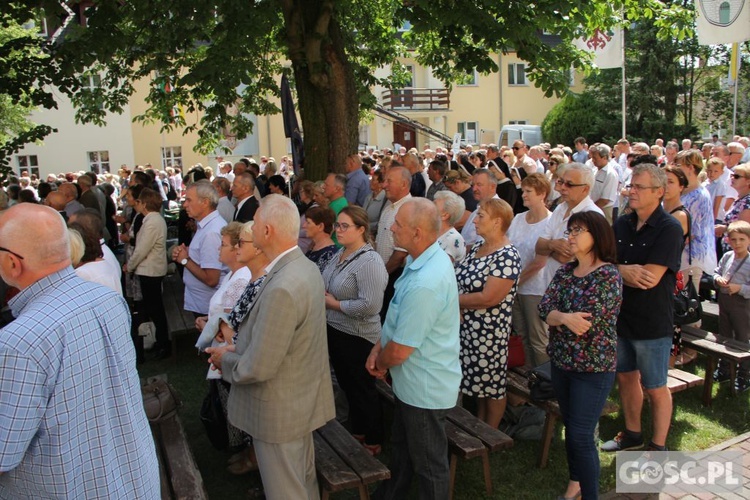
[{"x1": 208, "y1": 194, "x2": 334, "y2": 500}]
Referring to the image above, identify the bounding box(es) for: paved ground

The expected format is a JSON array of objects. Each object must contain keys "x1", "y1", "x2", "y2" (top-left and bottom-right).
[{"x1": 601, "y1": 431, "x2": 750, "y2": 500}]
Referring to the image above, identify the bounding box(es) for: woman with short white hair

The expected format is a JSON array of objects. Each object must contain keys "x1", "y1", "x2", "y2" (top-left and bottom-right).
[{"x1": 434, "y1": 190, "x2": 467, "y2": 265}]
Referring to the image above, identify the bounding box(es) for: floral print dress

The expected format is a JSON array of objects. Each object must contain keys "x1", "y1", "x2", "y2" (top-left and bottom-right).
[{"x1": 538, "y1": 263, "x2": 622, "y2": 372}]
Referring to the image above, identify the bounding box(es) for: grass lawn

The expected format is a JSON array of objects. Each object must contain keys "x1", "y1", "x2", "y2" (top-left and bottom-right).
[{"x1": 139, "y1": 335, "x2": 750, "y2": 499}]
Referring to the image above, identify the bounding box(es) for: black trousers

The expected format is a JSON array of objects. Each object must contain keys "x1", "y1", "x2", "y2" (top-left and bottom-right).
[
  {"x1": 137, "y1": 275, "x2": 170, "y2": 352},
  {"x1": 380, "y1": 267, "x2": 403, "y2": 324},
  {"x1": 327, "y1": 324, "x2": 383, "y2": 445}
]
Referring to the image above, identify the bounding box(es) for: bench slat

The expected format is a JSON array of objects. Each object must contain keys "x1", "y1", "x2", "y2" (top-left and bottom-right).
[
  {"x1": 313, "y1": 432, "x2": 362, "y2": 492},
  {"x1": 447, "y1": 406, "x2": 513, "y2": 452},
  {"x1": 163, "y1": 273, "x2": 198, "y2": 337},
  {"x1": 682, "y1": 326, "x2": 750, "y2": 363},
  {"x1": 316, "y1": 420, "x2": 390, "y2": 484},
  {"x1": 445, "y1": 422, "x2": 485, "y2": 459},
  {"x1": 157, "y1": 415, "x2": 208, "y2": 500},
  {"x1": 668, "y1": 368, "x2": 704, "y2": 388},
  {"x1": 150, "y1": 424, "x2": 174, "y2": 500}
]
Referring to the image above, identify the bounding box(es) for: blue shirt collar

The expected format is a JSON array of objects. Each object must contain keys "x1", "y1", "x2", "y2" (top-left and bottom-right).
[
  {"x1": 404, "y1": 241, "x2": 442, "y2": 272},
  {"x1": 10, "y1": 267, "x2": 74, "y2": 318}
]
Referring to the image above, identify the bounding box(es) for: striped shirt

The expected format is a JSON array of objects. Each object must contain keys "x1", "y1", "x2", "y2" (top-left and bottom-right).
[
  {"x1": 0, "y1": 268, "x2": 160, "y2": 499},
  {"x1": 321, "y1": 244, "x2": 388, "y2": 343}
]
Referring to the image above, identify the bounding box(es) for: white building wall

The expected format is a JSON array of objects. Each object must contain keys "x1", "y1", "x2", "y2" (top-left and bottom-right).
[{"x1": 14, "y1": 89, "x2": 135, "y2": 178}]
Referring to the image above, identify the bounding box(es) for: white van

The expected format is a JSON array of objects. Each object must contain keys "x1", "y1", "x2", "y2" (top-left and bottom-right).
[{"x1": 498, "y1": 125, "x2": 543, "y2": 147}]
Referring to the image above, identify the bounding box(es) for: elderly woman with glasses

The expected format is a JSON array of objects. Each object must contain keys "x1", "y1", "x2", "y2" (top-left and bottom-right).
[
  {"x1": 716, "y1": 164, "x2": 750, "y2": 254},
  {"x1": 322, "y1": 206, "x2": 388, "y2": 455},
  {"x1": 539, "y1": 211, "x2": 622, "y2": 500}
]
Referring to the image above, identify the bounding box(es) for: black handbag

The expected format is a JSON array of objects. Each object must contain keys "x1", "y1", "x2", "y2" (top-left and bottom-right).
[
  {"x1": 528, "y1": 361, "x2": 556, "y2": 402},
  {"x1": 673, "y1": 215, "x2": 702, "y2": 326},
  {"x1": 674, "y1": 272, "x2": 702, "y2": 326},
  {"x1": 200, "y1": 379, "x2": 229, "y2": 450}
]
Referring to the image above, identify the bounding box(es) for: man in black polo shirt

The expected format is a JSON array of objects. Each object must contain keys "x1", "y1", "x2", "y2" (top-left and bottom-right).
[{"x1": 602, "y1": 164, "x2": 683, "y2": 453}]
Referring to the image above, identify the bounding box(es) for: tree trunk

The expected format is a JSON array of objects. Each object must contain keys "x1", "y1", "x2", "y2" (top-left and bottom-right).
[{"x1": 281, "y1": 0, "x2": 359, "y2": 182}]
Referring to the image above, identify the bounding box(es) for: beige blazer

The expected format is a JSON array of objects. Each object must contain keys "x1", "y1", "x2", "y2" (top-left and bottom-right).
[
  {"x1": 222, "y1": 247, "x2": 334, "y2": 443},
  {"x1": 127, "y1": 212, "x2": 168, "y2": 277}
]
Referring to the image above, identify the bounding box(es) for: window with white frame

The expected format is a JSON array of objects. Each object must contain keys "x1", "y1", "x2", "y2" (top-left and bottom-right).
[
  {"x1": 87, "y1": 150, "x2": 110, "y2": 173},
  {"x1": 457, "y1": 122, "x2": 478, "y2": 143},
  {"x1": 16, "y1": 155, "x2": 39, "y2": 177},
  {"x1": 161, "y1": 146, "x2": 182, "y2": 168},
  {"x1": 358, "y1": 124, "x2": 370, "y2": 148},
  {"x1": 457, "y1": 70, "x2": 478, "y2": 86},
  {"x1": 81, "y1": 73, "x2": 103, "y2": 109},
  {"x1": 508, "y1": 63, "x2": 527, "y2": 86}
]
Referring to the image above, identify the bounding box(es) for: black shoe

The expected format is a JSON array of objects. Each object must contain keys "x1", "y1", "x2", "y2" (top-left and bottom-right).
[
  {"x1": 713, "y1": 367, "x2": 731, "y2": 383},
  {"x1": 601, "y1": 431, "x2": 644, "y2": 452}
]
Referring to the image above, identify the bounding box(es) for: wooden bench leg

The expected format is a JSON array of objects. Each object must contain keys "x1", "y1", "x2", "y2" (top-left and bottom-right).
[
  {"x1": 538, "y1": 413, "x2": 557, "y2": 469},
  {"x1": 449, "y1": 454, "x2": 457, "y2": 500},
  {"x1": 703, "y1": 357, "x2": 716, "y2": 407},
  {"x1": 321, "y1": 489, "x2": 330, "y2": 500},
  {"x1": 729, "y1": 362, "x2": 738, "y2": 397},
  {"x1": 358, "y1": 483, "x2": 370, "y2": 500},
  {"x1": 480, "y1": 449, "x2": 492, "y2": 495}
]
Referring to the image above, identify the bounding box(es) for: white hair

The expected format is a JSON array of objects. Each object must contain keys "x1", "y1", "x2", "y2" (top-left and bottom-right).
[
  {"x1": 434, "y1": 190, "x2": 466, "y2": 226},
  {"x1": 564, "y1": 162, "x2": 596, "y2": 188},
  {"x1": 259, "y1": 194, "x2": 300, "y2": 241}
]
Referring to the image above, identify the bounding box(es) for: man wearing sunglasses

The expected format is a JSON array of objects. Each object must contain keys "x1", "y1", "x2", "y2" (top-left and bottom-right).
[
  {"x1": 535, "y1": 163, "x2": 603, "y2": 290},
  {"x1": 511, "y1": 140, "x2": 538, "y2": 175}
]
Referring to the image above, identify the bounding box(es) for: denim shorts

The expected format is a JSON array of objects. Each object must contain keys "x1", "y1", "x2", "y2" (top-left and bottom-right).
[{"x1": 616, "y1": 336, "x2": 671, "y2": 389}]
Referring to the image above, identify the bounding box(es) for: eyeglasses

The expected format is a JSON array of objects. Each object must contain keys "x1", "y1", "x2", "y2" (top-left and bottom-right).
[
  {"x1": 549, "y1": 161, "x2": 558, "y2": 166},
  {"x1": 564, "y1": 227, "x2": 588, "y2": 237},
  {"x1": 512, "y1": 146, "x2": 522, "y2": 151},
  {"x1": 555, "y1": 179, "x2": 587, "y2": 188},
  {"x1": 238, "y1": 239, "x2": 253, "y2": 247},
  {"x1": 625, "y1": 184, "x2": 660, "y2": 192},
  {"x1": 729, "y1": 152, "x2": 742, "y2": 156},
  {"x1": 731, "y1": 174, "x2": 747, "y2": 180},
  {"x1": 0, "y1": 246, "x2": 24, "y2": 260},
  {"x1": 333, "y1": 222, "x2": 353, "y2": 231}
]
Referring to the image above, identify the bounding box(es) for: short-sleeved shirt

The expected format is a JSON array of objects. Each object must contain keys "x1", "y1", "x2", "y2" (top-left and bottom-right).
[
  {"x1": 375, "y1": 194, "x2": 411, "y2": 264},
  {"x1": 507, "y1": 211, "x2": 552, "y2": 295},
  {"x1": 381, "y1": 242, "x2": 462, "y2": 409},
  {"x1": 0, "y1": 268, "x2": 159, "y2": 498},
  {"x1": 437, "y1": 227, "x2": 466, "y2": 265},
  {"x1": 614, "y1": 206, "x2": 684, "y2": 340},
  {"x1": 345, "y1": 169, "x2": 372, "y2": 207},
  {"x1": 591, "y1": 162, "x2": 620, "y2": 208},
  {"x1": 184, "y1": 210, "x2": 227, "y2": 314}
]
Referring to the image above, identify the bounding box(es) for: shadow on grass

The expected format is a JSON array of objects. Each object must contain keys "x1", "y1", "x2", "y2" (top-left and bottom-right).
[{"x1": 138, "y1": 336, "x2": 749, "y2": 499}]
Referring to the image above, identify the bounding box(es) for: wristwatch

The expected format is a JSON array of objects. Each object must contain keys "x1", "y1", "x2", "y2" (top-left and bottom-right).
[{"x1": 180, "y1": 258, "x2": 188, "y2": 266}]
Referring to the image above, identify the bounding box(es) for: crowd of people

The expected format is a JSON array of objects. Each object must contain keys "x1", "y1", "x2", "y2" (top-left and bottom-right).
[{"x1": 1, "y1": 133, "x2": 749, "y2": 500}]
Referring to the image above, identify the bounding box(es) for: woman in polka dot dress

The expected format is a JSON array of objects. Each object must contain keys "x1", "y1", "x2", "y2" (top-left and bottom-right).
[{"x1": 455, "y1": 198, "x2": 521, "y2": 428}]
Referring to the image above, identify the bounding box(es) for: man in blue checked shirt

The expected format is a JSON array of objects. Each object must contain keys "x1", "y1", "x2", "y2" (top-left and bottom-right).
[{"x1": 0, "y1": 203, "x2": 159, "y2": 499}]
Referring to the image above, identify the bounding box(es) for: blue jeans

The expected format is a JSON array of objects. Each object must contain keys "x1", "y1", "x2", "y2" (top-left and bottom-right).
[
  {"x1": 551, "y1": 365, "x2": 615, "y2": 500},
  {"x1": 616, "y1": 336, "x2": 671, "y2": 389},
  {"x1": 373, "y1": 397, "x2": 450, "y2": 500}
]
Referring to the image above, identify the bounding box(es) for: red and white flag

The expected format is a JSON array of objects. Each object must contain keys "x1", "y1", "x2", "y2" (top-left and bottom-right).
[{"x1": 574, "y1": 28, "x2": 624, "y2": 69}]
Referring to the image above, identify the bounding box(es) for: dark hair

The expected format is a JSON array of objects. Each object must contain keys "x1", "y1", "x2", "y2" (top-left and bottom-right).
[
  {"x1": 7, "y1": 184, "x2": 20, "y2": 200},
  {"x1": 429, "y1": 160, "x2": 447, "y2": 176},
  {"x1": 268, "y1": 175, "x2": 287, "y2": 193},
  {"x1": 339, "y1": 205, "x2": 373, "y2": 245},
  {"x1": 139, "y1": 187, "x2": 163, "y2": 212},
  {"x1": 664, "y1": 166, "x2": 688, "y2": 189},
  {"x1": 305, "y1": 206, "x2": 335, "y2": 234},
  {"x1": 371, "y1": 169, "x2": 384, "y2": 183},
  {"x1": 68, "y1": 221, "x2": 104, "y2": 264},
  {"x1": 630, "y1": 154, "x2": 658, "y2": 168},
  {"x1": 131, "y1": 171, "x2": 152, "y2": 187},
  {"x1": 567, "y1": 211, "x2": 617, "y2": 264},
  {"x1": 127, "y1": 184, "x2": 145, "y2": 201},
  {"x1": 18, "y1": 189, "x2": 37, "y2": 203},
  {"x1": 37, "y1": 182, "x2": 53, "y2": 200}
]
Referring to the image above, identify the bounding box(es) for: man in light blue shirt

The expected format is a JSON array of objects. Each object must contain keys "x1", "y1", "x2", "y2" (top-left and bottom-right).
[
  {"x1": 367, "y1": 198, "x2": 461, "y2": 500},
  {"x1": 344, "y1": 154, "x2": 371, "y2": 206},
  {"x1": 0, "y1": 204, "x2": 159, "y2": 499}
]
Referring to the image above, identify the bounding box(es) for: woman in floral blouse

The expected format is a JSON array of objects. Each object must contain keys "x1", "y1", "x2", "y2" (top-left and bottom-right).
[{"x1": 538, "y1": 211, "x2": 622, "y2": 500}]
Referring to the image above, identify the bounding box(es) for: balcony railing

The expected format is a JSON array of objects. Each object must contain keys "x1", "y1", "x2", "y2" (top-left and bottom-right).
[{"x1": 381, "y1": 88, "x2": 450, "y2": 111}]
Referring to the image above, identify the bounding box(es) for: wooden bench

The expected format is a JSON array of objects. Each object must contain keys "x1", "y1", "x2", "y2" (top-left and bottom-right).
[
  {"x1": 142, "y1": 375, "x2": 207, "y2": 500},
  {"x1": 314, "y1": 419, "x2": 390, "y2": 500},
  {"x1": 681, "y1": 324, "x2": 750, "y2": 406},
  {"x1": 375, "y1": 379, "x2": 513, "y2": 498},
  {"x1": 506, "y1": 369, "x2": 619, "y2": 469},
  {"x1": 162, "y1": 271, "x2": 199, "y2": 358}
]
